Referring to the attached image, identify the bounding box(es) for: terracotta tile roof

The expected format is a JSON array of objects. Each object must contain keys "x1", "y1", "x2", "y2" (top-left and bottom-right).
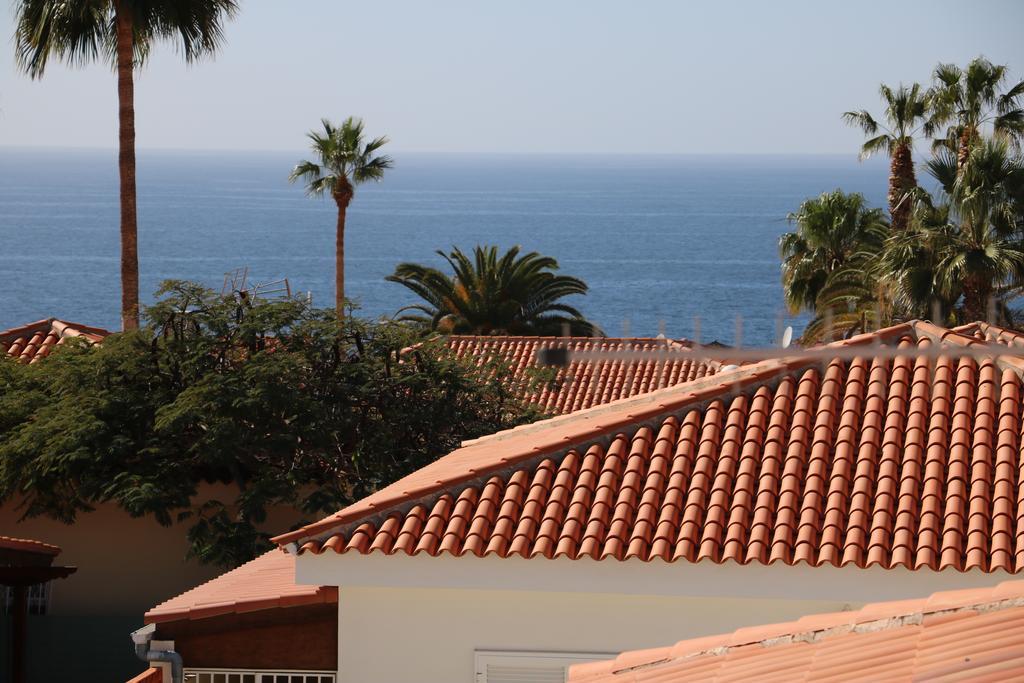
[
  {"x1": 0, "y1": 318, "x2": 109, "y2": 364},
  {"x1": 444, "y1": 336, "x2": 718, "y2": 415},
  {"x1": 568, "y1": 579, "x2": 1024, "y2": 682},
  {"x1": 954, "y1": 321, "x2": 1024, "y2": 348},
  {"x1": 276, "y1": 320, "x2": 1024, "y2": 574},
  {"x1": 0, "y1": 535, "x2": 61, "y2": 557},
  {"x1": 144, "y1": 550, "x2": 335, "y2": 624}
]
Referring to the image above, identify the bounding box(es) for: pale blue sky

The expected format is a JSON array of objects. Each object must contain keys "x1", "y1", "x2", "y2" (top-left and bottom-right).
[{"x1": 1, "y1": 0, "x2": 1022, "y2": 154}]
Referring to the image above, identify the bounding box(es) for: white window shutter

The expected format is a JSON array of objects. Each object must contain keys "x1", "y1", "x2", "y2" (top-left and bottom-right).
[{"x1": 474, "y1": 651, "x2": 614, "y2": 683}]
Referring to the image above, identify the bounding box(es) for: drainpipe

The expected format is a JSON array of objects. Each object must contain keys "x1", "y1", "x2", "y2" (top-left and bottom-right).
[{"x1": 130, "y1": 623, "x2": 183, "y2": 683}]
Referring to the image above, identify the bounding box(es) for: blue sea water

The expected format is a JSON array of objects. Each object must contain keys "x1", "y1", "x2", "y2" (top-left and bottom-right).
[{"x1": 0, "y1": 149, "x2": 889, "y2": 344}]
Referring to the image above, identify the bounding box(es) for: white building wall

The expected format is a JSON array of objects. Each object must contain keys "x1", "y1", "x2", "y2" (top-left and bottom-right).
[
  {"x1": 299, "y1": 552, "x2": 1009, "y2": 683},
  {"x1": 337, "y1": 586, "x2": 851, "y2": 683}
]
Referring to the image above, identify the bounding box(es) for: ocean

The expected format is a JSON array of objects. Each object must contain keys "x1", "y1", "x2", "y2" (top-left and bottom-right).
[{"x1": 0, "y1": 149, "x2": 890, "y2": 345}]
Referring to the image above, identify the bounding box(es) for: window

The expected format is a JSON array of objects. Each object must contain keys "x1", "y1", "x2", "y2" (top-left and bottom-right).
[
  {"x1": 183, "y1": 670, "x2": 335, "y2": 683},
  {"x1": 474, "y1": 650, "x2": 614, "y2": 683},
  {"x1": 1, "y1": 582, "x2": 51, "y2": 615}
]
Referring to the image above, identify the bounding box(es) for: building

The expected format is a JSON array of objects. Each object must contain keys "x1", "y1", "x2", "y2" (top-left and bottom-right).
[
  {"x1": 568, "y1": 578, "x2": 1024, "y2": 681},
  {"x1": 0, "y1": 535, "x2": 76, "y2": 683},
  {"x1": 138, "y1": 320, "x2": 1024, "y2": 682},
  {"x1": 137, "y1": 335, "x2": 720, "y2": 680}
]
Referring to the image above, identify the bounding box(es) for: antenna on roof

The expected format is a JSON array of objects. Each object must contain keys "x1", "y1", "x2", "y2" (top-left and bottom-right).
[
  {"x1": 222, "y1": 266, "x2": 249, "y2": 296},
  {"x1": 781, "y1": 326, "x2": 793, "y2": 349},
  {"x1": 222, "y1": 267, "x2": 292, "y2": 304}
]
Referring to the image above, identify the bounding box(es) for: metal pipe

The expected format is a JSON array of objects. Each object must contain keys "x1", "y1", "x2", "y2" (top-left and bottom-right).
[{"x1": 131, "y1": 624, "x2": 183, "y2": 683}]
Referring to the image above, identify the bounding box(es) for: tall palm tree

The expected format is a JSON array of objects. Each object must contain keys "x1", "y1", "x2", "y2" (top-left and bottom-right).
[
  {"x1": 929, "y1": 57, "x2": 1024, "y2": 172},
  {"x1": 881, "y1": 138, "x2": 1024, "y2": 322},
  {"x1": 14, "y1": 0, "x2": 239, "y2": 330},
  {"x1": 387, "y1": 245, "x2": 602, "y2": 336},
  {"x1": 779, "y1": 190, "x2": 890, "y2": 316},
  {"x1": 290, "y1": 117, "x2": 393, "y2": 312},
  {"x1": 843, "y1": 83, "x2": 931, "y2": 230}
]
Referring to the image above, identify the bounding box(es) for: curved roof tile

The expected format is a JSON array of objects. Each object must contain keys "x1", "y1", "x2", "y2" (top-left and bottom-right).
[{"x1": 0, "y1": 318, "x2": 109, "y2": 364}]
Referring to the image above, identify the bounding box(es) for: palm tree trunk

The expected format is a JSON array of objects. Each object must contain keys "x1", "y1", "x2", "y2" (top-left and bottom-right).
[
  {"x1": 115, "y1": 2, "x2": 140, "y2": 330},
  {"x1": 333, "y1": 191, "x2": 352, "y2": 312},
  {"x1": 889, "y1": 142, "x2": 916, "y2": 230},
  {"x1": 957, "y1": 126, "x2": 975, "y2": 174},
  {"x1": 962, "y1": 275, "x2": 991, "y2": 323}
]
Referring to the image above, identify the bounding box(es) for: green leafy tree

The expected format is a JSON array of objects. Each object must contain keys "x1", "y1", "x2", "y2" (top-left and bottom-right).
[
  {"x1": 290, "y1": 117, "x2": 393, "y2": 311},
  {"x1": 779, "y1": 190, "x2": 890, "y2": 318},
  {"x1": 0, "y1": 282, "x2": 539, "y2": 567},
  {"x1": 929, "y1": 57, "x2": 1024, "y2": 172},
  {"x1": 388, "y1": 245, "x2": 602, "y2": 336},
  {"x1": 881, "y1": 138, "x2": 1024, "y2": 322},
  {"x1": 13, "y1": 0, "x2": 238, "y2": 330},
  {"x1": 843, "y1": 83, "x2": 931, "y2": 230}
]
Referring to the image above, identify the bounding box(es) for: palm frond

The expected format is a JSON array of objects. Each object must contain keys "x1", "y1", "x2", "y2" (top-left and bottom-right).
[{"x1": 386, "y1": 245, "x2": 600, "y2": 336}]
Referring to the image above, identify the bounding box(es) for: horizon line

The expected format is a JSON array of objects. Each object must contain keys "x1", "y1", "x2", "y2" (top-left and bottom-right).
[{"x1": 0, "y1": 143, "x2": 870, "y2": 159}]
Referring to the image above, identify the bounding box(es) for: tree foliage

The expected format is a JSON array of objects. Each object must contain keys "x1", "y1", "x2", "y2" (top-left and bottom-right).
[
  {"x1": 289, "y1": 117, "x2": 393, "y2": 200},
  {"x1": 929, "y1": 57, "x2": 1024, "y2": 164},
  {"x1": 0, "y1": 282, "x2": 541, "y2": 567},
  {"x1": 779, "y1": 190, "x2": 890, "y2": 317},
  {"x1": 843, "y1": 82, "x2": 931, "y2": 230},
  {"x1": 791, "y1": 57, "x2": 1024, "y2": 339},
  {"x1": 13, "y1": 0, "x2": 238, "y2": 76},
  {"x1": 388, "y1": 245, "x2": 603, "y2": 336},
  {"x1": 882, "y1": 138, "x2": 1024, "y2": 322}
]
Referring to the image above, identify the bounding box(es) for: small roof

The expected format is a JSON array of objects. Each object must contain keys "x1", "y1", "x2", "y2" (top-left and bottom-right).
[
  {"x1": 568, "y1": 578, "x2": 1024, "y2": 682},
  {"x1": 145, "y1": 550, "x2": 335, "y2": 624},
  {"x1": 0, "y1": 535, "x2": 61, "y2": 557},
  {"x1": 444, "y1": 335, "x2": 718, "y2": 415},
  {"x1": 0, "y1": 318, "x2": 109, "y2": 364},
  {"x1": 276, "y1": 320, "x2": 1024, "y2": 574}
]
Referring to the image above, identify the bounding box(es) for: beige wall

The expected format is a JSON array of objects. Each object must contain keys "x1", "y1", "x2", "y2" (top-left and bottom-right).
[
  {"x1": 1, "y1": 484, "x2": 305, "y2": 616},
  {"x1": 300, "y1": 550, "x2": 1011, "y2": 683},
  {"x1": 336, "y1": 587, "x2": 852, "y2": 683}
]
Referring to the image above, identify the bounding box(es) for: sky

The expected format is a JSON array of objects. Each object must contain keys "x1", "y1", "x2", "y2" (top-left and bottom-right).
[{"x1": 1, "y1": 0, "x2": 1023, "y2": 155}]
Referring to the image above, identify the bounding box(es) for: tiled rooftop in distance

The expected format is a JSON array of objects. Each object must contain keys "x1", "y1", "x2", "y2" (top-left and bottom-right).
[
  {"x1": 0, "y1": 535, "x2": 61, "y2": 557},
  {"x1": 144, "y1": 550, "x2": 336, "y2": 624},
  {"x1": 445, "y1": 335, "x2": 719, "y2": 415},
  {"x1": 568, "y1": 579, "x2": 1024, "y2": 682},
  {"x1": 0, "y1": 318, "x2": 109, "y2": 364},
  {"x1": 278, "y1": 320, "x2": 1024, "y2": 574}
]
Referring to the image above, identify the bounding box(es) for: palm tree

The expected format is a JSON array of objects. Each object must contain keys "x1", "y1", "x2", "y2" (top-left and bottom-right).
[
  {"x1": 290, "y1": 117, "x2": 393, "y2": 312},
  {"x1": 387, "y1": 245, "x2": 602, "y2": 336},
  {"x1": 881, "y1": 138, "x2": 1024, "y2": 322},
  {"x1": 799, "y1": 249, "x2": 890, "y2": 344},
  {"x1": 779, "y1": 190, "x2": 890, "y2": 316},
  {"x1": 843, "y1": 83, "x2": 931, "y2": 230},
  {"x1": 929, "y1": 57, "x2": 1024, "y2": 172},
  {"x1": 14, "y1": 0, "x2": 239, "y2": 331}
]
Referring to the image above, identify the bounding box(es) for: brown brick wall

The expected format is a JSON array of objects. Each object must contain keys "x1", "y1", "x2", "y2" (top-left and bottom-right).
[{"x1": 154, "y1": 603, "x2": 337, "y2": 671}]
